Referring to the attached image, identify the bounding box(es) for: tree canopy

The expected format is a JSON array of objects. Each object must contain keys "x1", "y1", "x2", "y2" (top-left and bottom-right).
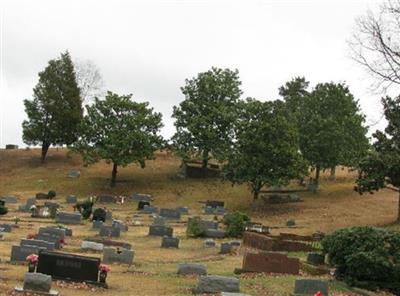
[
  {"x1": 223, "y1": 98, "x2": 307, "y2": 200},
  {"x1": 22, "y1": 51, "x2": 82, "y2": 162},
  {"x1": 172, "y1": 67, "x2": 242, "y2": 169},
  {"x1": 73, "y1": 91, "x2": 164, "y2": 187}
]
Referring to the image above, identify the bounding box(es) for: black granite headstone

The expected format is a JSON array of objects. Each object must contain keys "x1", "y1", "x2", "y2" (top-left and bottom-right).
[
  {"x1": 205, "y1": 200, "x2": 225, "y2": 208},
  {"x1": 92, "y1": 208, "x2": 106, "y2": 222},
  {"x1": 137, "y1": 201, "x2": 150, "y2": 210}
]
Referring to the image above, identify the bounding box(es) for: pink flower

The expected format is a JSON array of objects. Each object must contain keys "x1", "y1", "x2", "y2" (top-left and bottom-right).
[
  {"x1": 314, "y1": 292, "x2": 323, "y2": 296},
  {"x1": 99, "y1": 264, "x2": 110, "y2": 273},
  {"x1": 26, "y1": 254, "x2": 38, "y2": 264}
]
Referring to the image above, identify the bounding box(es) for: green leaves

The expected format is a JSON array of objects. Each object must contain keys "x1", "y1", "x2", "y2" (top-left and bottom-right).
[{"x1": 73, "y1": 91, "x2": 164, "y2": 186}]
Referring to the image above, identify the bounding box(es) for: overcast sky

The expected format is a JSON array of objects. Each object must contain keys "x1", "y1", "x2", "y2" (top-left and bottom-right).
[{"x1": 0, "y1": 0, "x2": 386, "y2": 147}]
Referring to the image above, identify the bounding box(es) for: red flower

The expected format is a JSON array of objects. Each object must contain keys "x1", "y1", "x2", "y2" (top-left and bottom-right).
[
  {"x1": 314, "y1": 292, "x2": 323, "y2": 296},
  {"x1": 59, "y1": 239, "x2": 66, "y2": 246},
  {"x1": 99, "y1": 264, "x2": 110, "y2": 273},
  {"x1": 26, "y1": 254, "x2": 38, "y2": 264}
]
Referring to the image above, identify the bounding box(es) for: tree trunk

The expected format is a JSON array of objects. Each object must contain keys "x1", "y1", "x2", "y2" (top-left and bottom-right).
[
  {"x1": 329, "y1": 166, "x2": 336, "y2": 180},
  {"x1": 398, "y1": 190, "x2": 400, "y2": 222},
  {"x1": 111, "y1": 163, "x2": 118, "y2": 187},
  {"x1": 201, "y1": 149, "x2": 209, "y2": 169},
  {"x1": 41, "y1": 143, "x2": 50, "y2": 163},
  {"x1": 253, "y1": 190, "x2": 259, "y2": 200},
  {"x1": 315, "y1": 165, "x2": 321, "y2": 186}
]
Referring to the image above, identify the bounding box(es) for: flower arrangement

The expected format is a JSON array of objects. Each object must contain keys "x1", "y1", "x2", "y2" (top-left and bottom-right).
[
  {"x1": 26, "y1": 254, "x2": 38, "y2": 264},
  {"x1": 314, "y1": 292, "x2": 323, "y2": 296},
  {"x1": 99, "y1": 264, "x2": 110, "y2": 273},
  {"x1": 59, "y1": 238, "x2": 66, "y2": 247}
]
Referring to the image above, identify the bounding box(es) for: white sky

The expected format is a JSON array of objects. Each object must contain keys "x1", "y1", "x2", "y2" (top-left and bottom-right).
[{"x1": 0, "y1": 0, "x2": 386, "y2": 147}]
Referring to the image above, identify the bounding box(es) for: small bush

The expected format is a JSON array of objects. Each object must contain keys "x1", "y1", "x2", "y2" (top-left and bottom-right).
[
  {"x1": 186, "y1": 217, "x2": 205, "y2": 237},
  {"x1": 0, "y1": 205, "x2": 8, "y2": 215},
  {"x1": 223, "y1": 211, "x2": 250, "y2": 237},
  {"x1": 75, "y1": 200, "x2": 93, "y2": 220},
  {"x1": 322, "y1": 226, "x2": 400, "y2": 294},
  {"x1": 47, "y1": 190, "x2": 56, "y2": 199}
]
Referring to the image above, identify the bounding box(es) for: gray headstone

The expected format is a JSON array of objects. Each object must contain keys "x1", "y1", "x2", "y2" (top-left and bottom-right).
[
  {"x1": 204, "y1": 239, "x2": 216, "y2": 248},
  {"x1": 177, "y1": 263, "x2": 207, "y2": 276},
  {"x1": 81, "y1": 240, "x2": 104, "y2": 251},
  {"x1": 19, "y1": 197, "x2": 36, "y2": 212},
  {"x1": 176, "y1": 207, "x2": 189, "y2": 215},
  {"x1": 112, "y1": 219, "x2": 128, "y2": 232},
  {"x1": 102, "y1": 247, "x2": 134, "y2": 265},
  {"x1": 204, "y1": 229, "x2": 226, "y2": 238},
  {"x1": 161, "y1": 236, "x2": 179, "y2": 248},
  {"x1": 99, "y1": 225, "x2": 121, "y2": 238},
  {"x1": 49, "y1": 226, "x2": 72, "y2": 237},
  {"x1": 160, "y1": 208, "x2": 181, "y2": 220},
  {"x1": 106, "y1": 210, "x2": 112, "y2": 221},
  {"x1": 92, "y1": 220, "x2": 103, "y2": 230},
  {"x1": 11, "y1": 245, "x2": 45, "y2": 262},
  {"x1": 142, "y1": 205, "x2": 159, "y2": 214},
  {"x1": 0, "y1": 195, "x2": 18, "y2": 203},
  {"x1": 66, "y1": 195, "x2": 77, "y2": 204},
  {"x1": 20, "y1": 239, "x2": 55, "y2": 251},
  {"x1": 68, "y1": 170, "x2": 80, "y2": 178},
  {"x1": 220, "y1": 242, "x2": 235, "y2": 254},
  {"x1": 194, "y1": 275, "x2": 240, "y2": 294},
  {"x1": 294, "y1": 279, "x2": 328, "y2": 296},
  {"x1": 23, "y1": 272, "x2": 52, "y2": 293},
  {"x1": 204, "y1": 206, "x2": 227, "y2": 215},
  {"x1": 132, "y1": 193, "x2": 152, "y2": 202},
  {"x1": 153, "y1": 216, "x2": 166, "y2": 226},
  {"x1": 37, "y1": 227, "x2": 66, "y2": 249},
  {"x1": 149, "y1": 225, "x2": 173, "y2": 237},
  {"x1": 0, "y1": 224, "x2": 12, "y2": 232},
  {"x1": 55, "y1": 212, "x2": 82, "y2": 225}
]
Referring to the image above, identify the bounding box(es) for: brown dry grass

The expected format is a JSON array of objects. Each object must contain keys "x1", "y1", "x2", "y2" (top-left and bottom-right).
[{"x1": 0, "y1": 148, "x2": 398, "y2": 296}]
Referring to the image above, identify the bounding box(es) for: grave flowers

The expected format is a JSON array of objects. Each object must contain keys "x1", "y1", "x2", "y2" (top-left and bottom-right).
[
  {"x1": 26, "y1": 254, "x2": 38, "y2": 272},
  {"x1": 314, "y1": 292, "x2": 323, "y2": 296},
  {"x1": 99, "y1": 264, "x2": 110, "y2": 283},
  {"x1": 59, "y1": 238, "x2": 66, "y2": 248}
]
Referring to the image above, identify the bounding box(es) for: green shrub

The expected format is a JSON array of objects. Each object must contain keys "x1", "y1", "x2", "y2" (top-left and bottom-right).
[
  {"x1": 0, "y1": 205, "x2": 8, "y2": 215},
  {"x1": 186, "y1": 217, "x2": 206, "y2": 237},
  {"x1": 321, "y1": 226, "x2": 400, "y2": 294},
  {"x1": 47, "y1": 190, "x2": 56, "y2": 199},
  {"x1": 75, "y1": 200, "x2": 93, "y2": 220},
  {"x1": 223, "y1": 211, "x2": 250, "y2": 237}
]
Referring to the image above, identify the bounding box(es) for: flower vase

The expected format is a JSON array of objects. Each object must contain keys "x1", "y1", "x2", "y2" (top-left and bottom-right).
[
  {"x1": 99, "y1": 271, "x2": 107, "y2": 283},
  {"x1": 28, "y1": 262, "x2": 36, "y2": 273}
]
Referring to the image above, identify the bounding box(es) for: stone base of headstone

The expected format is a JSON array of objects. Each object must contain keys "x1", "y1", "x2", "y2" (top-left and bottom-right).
[
  {"x1": 14, "y1": 287, "x2": 60, "y2": 296},
  {"x1": 193, "y1": 275, "x2": 240, "y2": 294}
]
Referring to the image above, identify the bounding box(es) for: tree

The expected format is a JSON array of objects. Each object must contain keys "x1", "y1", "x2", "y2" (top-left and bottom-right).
[
  {"x1": 172, "y1": 67, "x2": 242, "y2": 170},
  {"x1": 223, "y1": 98, "x2": 307, "y2": 200},
  {"x1": 74, "y1": 59, "x2": 105, "y2": 104},
  {"x1": 349, "y1": 0, "x2": 400, "y2": 92},
  {"x1": 22, "y1": 51, "x2": 82, "y2": 162},
  {"x1": 295, "y1": 82, "x2": 369, "y2": 185},
  {"x1": 355, "y1": 95, "x2": 400, "y2": 221},
  {"x1": 73, "y1": 91, "x2": 164, "y2": 187}
]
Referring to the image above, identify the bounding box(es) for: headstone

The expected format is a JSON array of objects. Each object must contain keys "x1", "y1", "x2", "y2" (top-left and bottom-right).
[
  {"x1": 11, "y1": 245, "x2": 45, "y2": 262},
  {"x1": 97, "y1": 195, "x2": 115, "y2": 203},
  {"x1": 92, "y1": 220, "x2": 103, "y2": 230},
  {"x1": 221, "y1": 293, "x2": 251, "y2": 296},
  {"x1": 37, "y1": 250, "x2": 100, "y2": 283},
  {"x1": 153, "y1": 216, "x2": 166, "y2": 226},
  {"x1": 99, "y1": 225, "x2": 120, "y2": 238},
  {"x1": 92, "y1": 208, "x2": 107, "y2": 222},
  {"x1": 5, "y1": 144, "x2": 18, "y2": 149},
  {"x1": 112, "y1": 219, "x2": 128, "y2": 232},
  {"x1": 68, "y1": 170, "x2": 80, "y2": 178},
  {"x1": 205, "y1": 200, "x2": 225, "y2": 208},
  {"x1": 0, "y1": 195, "x2": 18, "y2": 203},
  {"x1": 159, "y1": 208, "x2": 181, "y2": 220},
  {"x1": 102, "y1": 247, "x2": 134, "y2": 265},
  {"x1": 220, "y1": 242, "x2": 238, "y2": 254},
  {"x1": 205, "y1": 206, "x2": 226, "y2": 215},
  {"x1": 242, "y1": 232, "x2": 314, "y2": 252},
  {"x1": 142, "y1": 205, "x2": 158, "y2": 214},
  {"x1": 19, "y1": 197, "x2": 36, "y2": 212},
  {"x1": 149, "y1": 225, "x2": 173, "y2": 237},
  {"x1": 204, "y1": 239, "x2": 216, "y2": 248},
  {"x1": 23, "y1": 272, "x2": 52, "y2": 293},
  {"x1": 286, "y1": 219, "x2": 296, "y2": 226},
  {"x1": 204, "y1": 229, "x2": 226, "y2": 238},
  {"x1": 55, "y1": 212, "x2": 82, "y2": 225},
  {"x1": 294, "y1": 279, "x2": 328, "y2": 296},
  {"x1": 66, "y1": 195, "x2": 77, "y2": 204},
  {"x1": 241, "y1": 251, "x2": 300, "y2": 275},
  {"x1": 36, "y1": 192, "x2": 49, "y2": 200},
  {"x1": 132, "y1": 193, "x2": 152, "y2": 202},
  {"x1": 84, "y1": 238, "x2": 132, "y2": 250},
  {"x1": 106, "y1": 210, "x2": 112, "y2": 221},
  {"x1": 307, "y1": 253, "x2": 325, "y2": 266},
  {"x1": 161, "y1": 236, "x2": 179, "y2": 248},
  {"x1": 0, "y1": 224, "x2": 12, "y2": 232},
  {"x1": 177, "y1": 263, "x2": 207, "y2": 276},
  {"x1": 176, "y1": 207, "x2": 189, "y2": 215},
  {"x1": 194, "y1": 275, "x2": 240, "y2": 294},
  {"x1": 20, "y1": 239, "x2": 55, "y2": 251},
  {"x1": 81, "y1": 241, "x2": 104, "y2": 251},
  {"x1": 49, "y1": 226, "x2": 72, "y2": 237},
  {"x1": 37, "y1": 227, "x2": 66, "y2": 249},
  {"x1": 137, "y1": 200, "x2": 150, "y2": 210}
]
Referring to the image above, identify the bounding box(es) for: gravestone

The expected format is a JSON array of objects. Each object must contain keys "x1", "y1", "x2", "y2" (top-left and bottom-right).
[
  {"x1": 142, "y1": 205, "x2": 158, "y2": 214},
  {"x1": 99, "y1": 225, "x2": 120, "y2": 238},
  {"x1": 19, "y1": 197, "x2": 36, "y2": 212},
  {"x1": 68, "y1": 170, "x2": 80, "y2": 178},
  {"x1": 307, "y1": 253, "x2": 325, "y2": 266},
  {"x1": 294, "y1": 279, "x2": 328, "y2": 296},
  {"x1": 188, "y1": 217, "x2": 218, "y2": 231},
  {"x1": 177, "y1": 263, "x2": 207, "y2": 276},
  {"x1": 92, "y1": 208, "x2": 107, "y2": 222},
  {"x1": 204, "y1": 239, "x2": 216, "y2": 248},
  {"x1": 153, "y1": 216, "x2": 166, "y2": 226},
  {"x1": 132, "y1": 193, "x2": 152, "y2": 202},
  {"x1": 81, "y1": 241, "x2": 104, "y2": 251},
  {"x1": 205, "y1": 206, "x2": 226, "y2": 215},
  {"x1": 38, "y1": 227, "x2": 66, "y2": 249},
  {"x1": 23, "y1": 272, "x2": 52, "y2": 293},
  {"x1": 106, "y1": 210, "x2": 112, "y2": 221},
  {"x1": 36, "y1": 192, "x2": 49, "y2": 200},
  {"x1": 159, "y1": 208, "x2": 181, "y2": 220},
  {"x1": 194, "y1": 275, "x2": 240, "y2": 294},
  {"x1": 149, "y1": 225, "x2": 173, "y2": 237},
  {"x1": 66, "y1": 195, "x2": 77, "y2": 204},
  {"x1": 176, "y1": 207, "x2": 189, "y2": 215},
  {"x1": 161, "y1": 236, "x2": 179, "y2": 248},
  {"x1": 0, "y1": 224, "x2": 12, "y2": 232},
  {"x1": 49, "y1": 226, "x2": 72, "y2": 237},
  {"x1": 20, "y1": 239, "x2": 55, "y2": 251},
  {"x1": 102, "y1": 247, "x2": 134, "y2": 265},
  {"x1": 112, "y1": 220, "x2": 128, "y2": 232},
  {"x1": 37, "y1": 250, "x2": 101, "y2": 284},
  {"x1": 92, "y1": 220, "x2": 103, "y2": 230},
  {"x1": 137, "y1": 200, "x2": 150, "y2": 210},
  {"x1": 31, "y1": 205, "x2": 54, "y2": 218},
  {"x1": 11, "y1": 245, "x2": 45, "y2": 262},
  {"x1": 240, "y1": 251, "x2": 300, "y2": 275},
  {"x1": 0, "y1": 195, "x2": 18, "y2": 203},
  {"x1": 55, "y1": 212, "x2": 82, "y2": 225},
  {"x1": 205, "y1": 200, "x2": 225, "y2": 208},
  {"x1": 204, "y1": 229, "x2": 226, "y2": 238},
  {"x1": 220, "y1": 242, "x2": 239, "y2": 254},
  {"x1": 84, "y1": 238, "x2": 132, "y2": 250},
  {"x1": 97, "y1": 195, "x2": 115, "y2": 203},
  {"x1": 5, "y1": 144, "x2": 18, "y2": 149}
]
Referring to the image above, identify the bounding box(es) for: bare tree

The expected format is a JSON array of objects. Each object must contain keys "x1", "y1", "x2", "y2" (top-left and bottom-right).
[
  {"x1": 349, "y1": 0, "x2": 400, "y2": 93},
  {"x1": 74, "y1": 59, "x2": 105, "y2": 103}
]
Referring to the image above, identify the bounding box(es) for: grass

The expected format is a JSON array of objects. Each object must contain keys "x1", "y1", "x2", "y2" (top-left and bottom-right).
[{"x1": 0, "y1": 148, "x2": 398, "y2": 295}]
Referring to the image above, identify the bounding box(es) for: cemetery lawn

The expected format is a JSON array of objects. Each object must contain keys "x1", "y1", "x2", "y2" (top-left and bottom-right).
[{"x1": 0, "y1": 148, "x2": 397, "y2": 296}]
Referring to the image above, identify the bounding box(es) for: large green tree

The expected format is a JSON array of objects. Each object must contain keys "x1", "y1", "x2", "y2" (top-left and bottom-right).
[
  {"x1": 73, "y1": 91, "x2": 164, "y2": 187},
  {"x1": 223, "y1": 98, "x2": 307, "y2": 200},
  {"x1": 355, "y1": 96, "x2": 400, "y2": 221},
  {"x1": 22, "y1": 51, "x2": 82, "y2": 162},
  {"x1": 172, "y1": 67, "x2": 242, "y2": 170}
]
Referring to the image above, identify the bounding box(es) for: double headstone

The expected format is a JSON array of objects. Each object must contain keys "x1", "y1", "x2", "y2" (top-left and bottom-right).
[
  {"x1": 99, "y1": 225, "x2": 120, "y2": 238},
  {"x1": 11, "y1": 245, "x2": 45, "y2": 262},
  {"x1": 294, "y1": 279, "x2": 328, "y2": 296},
  {"x1": 55, "y1": 212, "x2": 82, "y2": 225},
  {"x1": 0, "y1": 195, "x2": 18, "y2": 204},
  {"x1": 37, "y1": 227, "x2": 66, "y2": 249},
  {"x1": 177, "y1": 263, "x2": 207, "y2": 276},
  {"x1": 161, "y1": 236, "x2": 179, "y2": 248},
  {"x1": 102, "y1": 247, "x2": 134, "y2": 265},
  {"x1": 194, "y1": 275, "x2": 240, "y2": 294},
  {"x1": 240, "y1": 251, "x2": 300, "y2": 275},
  {"x1": 132, "y1": 193, "x2": 152, "y2": 202},
  {"x1": 204, "y1": 229, "x2": 226, "y2": 238},
  {"x1": 159, "y1": 208, "x2": 181, "y2": 220},
  {"x1": 20, "y1": 239, "x2": 55, "y2": 251},
  {"x1": 81, "y1": 241, "x2": 104, "y2": 251},
  {"x1": 142, "y1": 205, "x2": 158, "y2": 214},
  {"x1": 149, "y1": 225, "x2": 173, "y2": 237},
  {"x1": 66, "y1": 195, "x2": 77, "y2": 204}
]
